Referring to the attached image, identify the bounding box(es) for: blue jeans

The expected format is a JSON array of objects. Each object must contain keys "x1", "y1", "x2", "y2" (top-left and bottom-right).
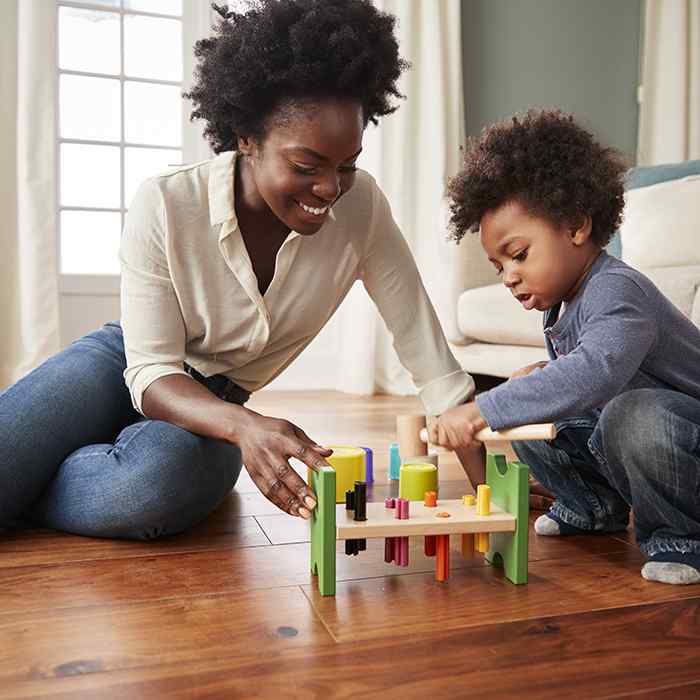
[
  {"x1": 0, "y1": 322, "x2": 246, "y2": 540},
  {"x1": 512, "y1": 389, "x2": 700, "y2": 558}
]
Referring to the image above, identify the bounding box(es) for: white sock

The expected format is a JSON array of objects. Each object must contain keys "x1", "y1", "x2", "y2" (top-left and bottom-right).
[
  {"x1": 534, "y1": 513, "x2": 561, "y2": 536},
  {"x1": 641, "y1": 562, "x2": 700, "y2": 585}
]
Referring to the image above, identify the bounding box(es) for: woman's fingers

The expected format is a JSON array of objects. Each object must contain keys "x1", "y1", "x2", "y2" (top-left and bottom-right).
[
  {"x1": 249, "y1": 459, "x2": 311, "y2": 518},
  {"x1": 292, "y1": 425, "x2": 333, "y2": 455},
  {"x1": 277, "y1": 439, "x2": 328, "y2": 511},
  {"x1": 290, "y1": 439, "x2": 332, "y2": 476}
]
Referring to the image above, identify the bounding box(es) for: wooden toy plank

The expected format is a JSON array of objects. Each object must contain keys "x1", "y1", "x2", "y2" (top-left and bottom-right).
[
  {"x1": 335, "y1": 499, "x2": 515, "y2": 540},
  {"x1": 485, "y1": 455, "x2": 529, "y2": 584},
  {"x1": 310, "y1": 467, "x2": 337, "y2": 596}
]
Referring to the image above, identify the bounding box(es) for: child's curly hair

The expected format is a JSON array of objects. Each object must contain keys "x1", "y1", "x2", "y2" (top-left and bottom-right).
[
  {"x1": 184, "y1": 0, "x2": 409, "y2": 154},
  {"x1": 447, "y1": 110, "x2": 628, "y2": 246}
]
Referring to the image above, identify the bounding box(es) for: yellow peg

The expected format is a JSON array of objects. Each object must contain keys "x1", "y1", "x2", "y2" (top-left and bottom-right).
[
  {"x1": 462, "y1": 494, "x2": 476, "y2": 506},
  {"x1": 476, "y1": 484, "x2": 491, "y2": 516},
  {"x1": 475, "y1": 532, "x2": 490, "y2": 553}
]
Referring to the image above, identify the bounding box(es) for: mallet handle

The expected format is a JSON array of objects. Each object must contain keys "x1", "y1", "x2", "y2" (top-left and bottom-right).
[{"x1": 419, "y1": 423, "x2": 556, "y2": 444}]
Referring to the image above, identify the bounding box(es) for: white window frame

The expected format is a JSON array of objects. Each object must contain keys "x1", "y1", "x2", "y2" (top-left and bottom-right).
[{"x1": 56, "y1": 0, "x2": 212, "y2": 297}]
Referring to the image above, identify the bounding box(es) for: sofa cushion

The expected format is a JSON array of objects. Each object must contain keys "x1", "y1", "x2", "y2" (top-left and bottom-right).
[
  {"x1": 641, "y1": 266, "x2": 700, "y2": 320},
  {"x1": 619, "y1": 175, "x2": 700, "y2": 269},
  {"x1": 457, "y1": 283, "x2": 545, "y2": 347},
  {"x1": 607, "y1": 159, "x2": 700, "y2": 258}
]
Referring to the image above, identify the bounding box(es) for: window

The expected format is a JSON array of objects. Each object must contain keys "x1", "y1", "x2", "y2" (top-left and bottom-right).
[{"x1": 57, "y1": 0, "x2": 184, "y2": 283}]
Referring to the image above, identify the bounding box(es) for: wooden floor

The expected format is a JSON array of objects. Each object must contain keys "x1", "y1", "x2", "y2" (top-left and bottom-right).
[{"x1": 2, "y1": 391, "x2": 700, "y2": 699}]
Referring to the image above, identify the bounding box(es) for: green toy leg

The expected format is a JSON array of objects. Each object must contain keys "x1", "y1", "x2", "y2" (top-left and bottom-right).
[
  {"x1": 485, "y1": 454, "x2": 529, "y2": 584},
  {"x1": 310, "y1": 466, "x2": 337, "y2": 596}
]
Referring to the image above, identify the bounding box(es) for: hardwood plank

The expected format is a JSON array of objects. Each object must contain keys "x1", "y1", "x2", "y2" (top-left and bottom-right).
[
  {"x1": 0, "y1": 536, "x2": 495, "y2": 616},
  {"x1": 0, "y1": 587, "x2": 333, "y2": 699},
  {"x1": 304, "y1": 549, "x2": 700, "y2": 643},
  {"x1": 602, "y1": 680, "x2": 700, "y2": 700},
  {"x1": 0, "y1": 513, "x2": 269, "y2": 569},
  {"x1": 7, "y1": 598, "x2": 700, "y2": 700}
]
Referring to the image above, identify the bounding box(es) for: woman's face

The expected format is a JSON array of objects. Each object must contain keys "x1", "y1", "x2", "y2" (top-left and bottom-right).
[{"x1": 238, "y1": 98, "x2": 364, "y2": 236}]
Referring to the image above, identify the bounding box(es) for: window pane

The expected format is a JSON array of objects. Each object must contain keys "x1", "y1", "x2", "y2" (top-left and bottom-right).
[
  {"x1": 59, "y1": 7, "x2": 120, "y2": 76},
  {"x1": 124, "y1": 0, "x2": 182, "y2": 16},
  {"x1": 125, "y1": 147, "x2": 181, "y2": 206},
  {"x1": 61, "y1": 144, "x2": 121, "y2": 208},
  {"x1": 124, "y1": 15, "x2": 182, "y2": 81},
  {"x1": 61, "y1": 211, "x2": 122, "y2": 275},
  {"x1": 125, "y1": 81, "x2": 182, "y2": 147},
  {"x1": 67, "y1": 0, "x2": 121, "y2": 7},
  {"x1": 60, "y1": 75, "x2": 121, "y2": 142}
]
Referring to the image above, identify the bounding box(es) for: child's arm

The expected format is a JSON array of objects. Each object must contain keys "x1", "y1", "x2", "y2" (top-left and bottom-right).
[{"x1": 477, "y1": 274, "x2": 658, "y2": 431}]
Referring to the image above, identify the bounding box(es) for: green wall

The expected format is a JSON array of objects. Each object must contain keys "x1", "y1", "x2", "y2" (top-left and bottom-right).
[{"x1": 462, "y1": 0, "x2": 642, "y2": 162}]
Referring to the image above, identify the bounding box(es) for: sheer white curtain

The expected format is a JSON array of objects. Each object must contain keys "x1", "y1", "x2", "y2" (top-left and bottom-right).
[
  {"x1": 0, "y1": 1, "x2": 60, "y2": 390},
  {"x1": 336, "y1": 0, "x2": 465, "y2": 395},
  {"x1": 182, "y1": 0, "x2": 218, "y2": 163},
  {"x1": 637, "y1": 0, "x2": 700, "y2": 164}
]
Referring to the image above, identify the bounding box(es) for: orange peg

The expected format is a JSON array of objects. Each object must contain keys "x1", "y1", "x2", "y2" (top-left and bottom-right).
[
  {"x1": 424, "y1": 491, "x2": 438, "y2": 507},
  {"x1": 435, "y1": 534, "x2": 450, "y2": 582},
  {"x1": 461, "y1": 533, "x2": 474, "y2": 558}
]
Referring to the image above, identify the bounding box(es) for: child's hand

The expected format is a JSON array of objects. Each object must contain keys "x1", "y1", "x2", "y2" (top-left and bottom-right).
[
  {"x1": 429, "y1": 402, "x2": 488, "y2": 450},
  {"x1": 510, "y1": 361, "x2": 548, "y2": 379}
]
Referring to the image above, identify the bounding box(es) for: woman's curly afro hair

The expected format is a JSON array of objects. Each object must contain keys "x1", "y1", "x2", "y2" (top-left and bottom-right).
[
  {"x1": 184, "y1": 0, "x2": 409, "y2": 154},
  {"x1": 446, "y1": 109, "x2": 628, "y2": 247}
]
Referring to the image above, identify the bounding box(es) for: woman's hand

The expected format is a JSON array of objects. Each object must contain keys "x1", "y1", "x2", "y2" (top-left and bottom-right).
[
  {"x1": 231, "y1": 409, "x2": 333, "y2": 519},
  {"x1": 428, "y1": 401, "x2": 488, "y2": 451},
  {"x1": 510, "y1": 361, "x2": 548, "y2": 379}
]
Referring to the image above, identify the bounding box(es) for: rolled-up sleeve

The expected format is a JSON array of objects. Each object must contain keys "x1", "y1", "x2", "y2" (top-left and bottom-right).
[
  {"x1": 360, "y1": 178, "x2": 475, "y2": 415},
  {"x1": 119, "y1": 179, "x2": 190, "y2": 414}
]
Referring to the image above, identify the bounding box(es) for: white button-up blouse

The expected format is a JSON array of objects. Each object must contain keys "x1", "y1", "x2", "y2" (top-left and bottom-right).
[{"x1": 119, "y1": 151, "x2": 474, "y2": 415}]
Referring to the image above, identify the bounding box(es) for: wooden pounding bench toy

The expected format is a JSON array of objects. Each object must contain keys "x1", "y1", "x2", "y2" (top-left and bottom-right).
[{"x1": 310, "y1": 420, "x2": 557, "y2": 596}]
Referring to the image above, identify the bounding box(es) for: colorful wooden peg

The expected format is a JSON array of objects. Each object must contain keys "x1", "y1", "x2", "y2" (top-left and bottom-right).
[
  {"x1": 435, "y1": 534, "x2": 450, "y2": 581},
  {"x1": 389, "y1": 442, "x2": 401, "y2": 481},
  {"x1": 360, "y1": 446, "x2": 374, "y2": 483},
  {"x1": 477, "y1": 484, "x2": 491, "y2": 515},
  {"x1": 399, "y1": 461, "x2": 438, "y2": 501},
  {"x1": 475, "y1": 532, "x2": 490, "y2": 553}
]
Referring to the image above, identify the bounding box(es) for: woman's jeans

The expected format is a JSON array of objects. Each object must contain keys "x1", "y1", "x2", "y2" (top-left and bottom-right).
[
  {"x1": 0, "y1": 323, "x2": 247, "y2": 540},
  {"x1": 513, "y1": 389, "x2": 700, "y2": 559}
]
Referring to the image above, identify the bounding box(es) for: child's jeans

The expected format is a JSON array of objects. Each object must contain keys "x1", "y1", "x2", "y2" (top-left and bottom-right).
[
  {"x1": 0, "y1": 322, "x2": 247, "y2": 540},
  {"x1": 512, "y1": 389, "x2": 700, "y2": 559}
]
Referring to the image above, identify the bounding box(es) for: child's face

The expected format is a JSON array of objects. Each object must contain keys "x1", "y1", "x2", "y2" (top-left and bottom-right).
[{"x1": 480, "y1": 199, "x2": 597, "y2": 311}]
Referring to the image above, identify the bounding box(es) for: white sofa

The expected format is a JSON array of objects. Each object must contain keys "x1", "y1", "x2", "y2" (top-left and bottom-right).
[{"x1": 441, "y1": 172, "x2": 700, "y2": 378}]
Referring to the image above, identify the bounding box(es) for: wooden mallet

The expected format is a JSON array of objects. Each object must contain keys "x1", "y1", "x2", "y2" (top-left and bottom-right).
[{"x1": 419, "y1": 422, "x2": 557, "y2": 446}]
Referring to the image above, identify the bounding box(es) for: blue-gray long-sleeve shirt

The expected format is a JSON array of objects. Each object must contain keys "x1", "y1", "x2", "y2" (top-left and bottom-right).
[{"x1": 476, "y1": 251, "x2": 700, "y2": 430}]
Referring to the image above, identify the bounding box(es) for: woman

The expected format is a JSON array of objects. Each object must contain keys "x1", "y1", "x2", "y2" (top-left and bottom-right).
[{"x1": 0, "y1": 0, "x2": 473, "y2": 539}]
